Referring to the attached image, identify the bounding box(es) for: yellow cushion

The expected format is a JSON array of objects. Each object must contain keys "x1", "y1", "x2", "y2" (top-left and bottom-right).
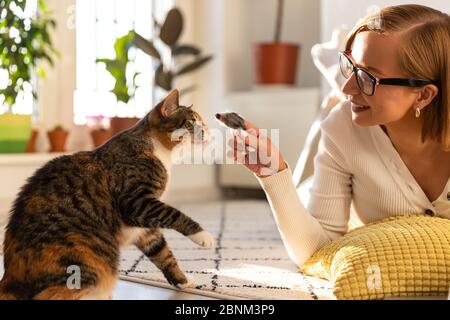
[{"x1": 301, "y1": 215, "x2": 450, "y2": 300}]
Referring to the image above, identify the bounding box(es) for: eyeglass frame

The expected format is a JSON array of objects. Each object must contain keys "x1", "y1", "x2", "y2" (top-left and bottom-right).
[{"x1": 339, "y1": 51, "x2": 437, "y2": 96}]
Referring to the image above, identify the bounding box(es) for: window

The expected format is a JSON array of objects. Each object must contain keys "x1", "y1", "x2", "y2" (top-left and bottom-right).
[{"x1": 74, "y1": 0, "x2": 173, "y2": 125}]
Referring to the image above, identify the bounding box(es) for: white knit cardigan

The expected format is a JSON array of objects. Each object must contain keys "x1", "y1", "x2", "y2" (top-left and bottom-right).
[{"x1": 257, "y1": 100, "x2": 450, "y2": 267}]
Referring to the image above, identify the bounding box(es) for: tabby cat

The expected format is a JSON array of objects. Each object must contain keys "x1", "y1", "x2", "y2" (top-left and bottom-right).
[{"x1": 0, "y1": 90, "x2": 214, "y2": 300}]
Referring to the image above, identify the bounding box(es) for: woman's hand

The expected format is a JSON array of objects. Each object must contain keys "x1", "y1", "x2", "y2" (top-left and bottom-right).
[{"x1": 226, "y1": 119, "x2": 288, "y2": 178}]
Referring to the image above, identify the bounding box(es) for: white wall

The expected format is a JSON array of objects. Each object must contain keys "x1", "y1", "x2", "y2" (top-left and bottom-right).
[
  {"x1": 179, "y1": 0, "x2": 322, "y2": 94},
  {"x1": 321, "y1": 0, "x2": 450, "y2": 43},
  {"x1": 212, "y1": 0, "x2": 322, "y2": 91},
  {"x1": 245, "y1": 0, "x2": 321, "y2": 89},
  {"x1": 184, "y1": 0, "x2": 323, "y2": 117}
]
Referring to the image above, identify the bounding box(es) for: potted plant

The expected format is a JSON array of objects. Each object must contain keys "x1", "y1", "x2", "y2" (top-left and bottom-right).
[
  {"x1": 47, "y1": 124, "x2": 68, "y2": 153},
  {"x1": 86, "y1": 115, "x2": 112, "y2": 148},
  {"x1": 0, "y1": 0, "x2": 57, "y2": 153},
  {"x1": 254, "y1": 0, "x2": 300, "y2": 85},
  {"x1": 97, "y1": 7, "x2": 213, "y2": 135}
]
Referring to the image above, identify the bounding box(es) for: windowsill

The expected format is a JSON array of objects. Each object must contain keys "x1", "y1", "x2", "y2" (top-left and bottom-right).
[{"x1": 0, "y1": 153, "x2": 70, "y2": 166}]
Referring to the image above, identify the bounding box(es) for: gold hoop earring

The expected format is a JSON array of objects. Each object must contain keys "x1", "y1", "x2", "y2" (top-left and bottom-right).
[{"x1": 415, "y1": 107, "x2": 421, "y2": 118}]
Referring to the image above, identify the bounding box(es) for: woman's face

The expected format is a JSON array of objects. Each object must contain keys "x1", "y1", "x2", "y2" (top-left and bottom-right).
[{"x1": 341, "y1": 31, "x2": 420, "y2": 127}]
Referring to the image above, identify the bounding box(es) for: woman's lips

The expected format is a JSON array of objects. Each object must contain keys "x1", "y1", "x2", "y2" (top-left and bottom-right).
[{"x1": 351, "y1": 103, "x2": 370, "y2": 113}]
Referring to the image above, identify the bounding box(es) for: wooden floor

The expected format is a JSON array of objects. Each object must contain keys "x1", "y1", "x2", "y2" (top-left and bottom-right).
[{"x1": 113, "y1": 280, "x2": 216, "y2": 300}]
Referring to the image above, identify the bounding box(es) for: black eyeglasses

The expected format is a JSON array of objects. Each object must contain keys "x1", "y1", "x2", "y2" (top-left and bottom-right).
[{"x1": 339, "y1": 51, "x2": 437, "y2": 96}]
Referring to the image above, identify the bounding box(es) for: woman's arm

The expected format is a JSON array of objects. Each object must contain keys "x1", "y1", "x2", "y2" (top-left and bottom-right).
[
  {"x1": 256, "y1": 130, "x2": 352, "y2": 267},
  {"x1": 228, "y1": 113, "x2": 352, "y2": 267},
  {"x1": 257, "y1": 166, "x2": 334, "y2": 267}
]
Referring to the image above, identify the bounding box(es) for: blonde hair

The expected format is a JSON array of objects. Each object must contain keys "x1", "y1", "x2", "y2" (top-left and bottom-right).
[{"x1": 345, "y1": 4, "x2": 450, "y2": 150}]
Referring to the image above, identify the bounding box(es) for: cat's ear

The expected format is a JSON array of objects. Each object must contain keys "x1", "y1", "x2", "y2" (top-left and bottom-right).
[{"x1": 161, "y1": 89, "x2": 180, "y2": 118}]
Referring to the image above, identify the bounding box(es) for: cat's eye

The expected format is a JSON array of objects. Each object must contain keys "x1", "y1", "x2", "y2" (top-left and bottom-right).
[{"x1": 186, "y1": 119, "x2": 197, "y2": 129}]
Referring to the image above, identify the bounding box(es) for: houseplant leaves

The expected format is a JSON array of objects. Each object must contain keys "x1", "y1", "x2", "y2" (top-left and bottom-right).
[
  {"x1": 155, "y1": 63, "x2": 173, "y2": 91},
  {"x1": 97, "y1": 6, "x2": 213, "y2": 102},
  {"x1": 0, "y1": 0, "x2": 57, "y2": 111},
  {"x1": 96, "y1": 32, "x2": 136, "y2": 103},
  {"x1": 160, "y1": 8, "x2": 183, "y2": 47},
  {"x1": 172, "y1": 45, "x2": 201, "y2": 56},
  {"x1": 176, "y1": 55, "x2": 213, "y2": 76},
  {"x1": 133, "y1": 32, "x2": 161, "y2": 61}
]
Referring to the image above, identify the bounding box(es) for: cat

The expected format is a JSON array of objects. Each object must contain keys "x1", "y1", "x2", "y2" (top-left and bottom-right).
[{"x1": 0, "y1": 89, "x2": 214, "y2": 300}]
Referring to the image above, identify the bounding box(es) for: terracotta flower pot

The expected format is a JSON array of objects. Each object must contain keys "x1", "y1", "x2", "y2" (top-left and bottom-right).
[
  {"x1": 109, "y1": 117, "x2": 140, "y2": 136},
  {"x1": 90, "y1": 129, "x2": 112, "y2": 148},
  {"x1": 254, "y1": 42, "x2": 301, "y2": 85},
  {"x1": 47, "y1": 128, "x2": 69, "y2": 153},
  {"x1": 26, "y1": 130, "x2": 39, "y2": 153}
]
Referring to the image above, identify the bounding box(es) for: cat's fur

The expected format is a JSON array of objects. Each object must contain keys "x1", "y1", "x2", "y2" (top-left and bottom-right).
[{"x1": 0, "y1": 90, "x2": 214, "y2": 300}]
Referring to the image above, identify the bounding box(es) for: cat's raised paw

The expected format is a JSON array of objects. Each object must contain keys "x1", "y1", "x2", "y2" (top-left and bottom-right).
[
  {"x1": 176, "y1": 275, "x2": 197, "y2": 289},
  {"x1": 188, "y1": 231, "x2": 215, "y2": 248}
]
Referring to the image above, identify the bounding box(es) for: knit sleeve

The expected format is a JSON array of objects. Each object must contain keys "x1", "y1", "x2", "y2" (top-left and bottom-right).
[
  {"x1": 257, "y1": 166, "x2": 335, "y2": 267},
  {"x1": 257, "y1": 103, "x2": 353, "y2": 267}
]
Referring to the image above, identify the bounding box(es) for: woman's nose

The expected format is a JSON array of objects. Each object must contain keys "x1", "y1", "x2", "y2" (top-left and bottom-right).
[{"x1": 341, "y1": 72, "x2": 360, "y2": 96}]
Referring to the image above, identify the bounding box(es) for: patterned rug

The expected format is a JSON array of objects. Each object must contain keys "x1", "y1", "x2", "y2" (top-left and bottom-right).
[
  {"x1": 119, "y1": 201, "x2": 334, "y2": 300},
  {"x1": 0, "y1": 201, "x2": 334, "y2": 300}
]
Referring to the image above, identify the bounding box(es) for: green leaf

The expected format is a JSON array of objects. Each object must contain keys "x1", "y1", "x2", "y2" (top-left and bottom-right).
[
  {"x1": 155, "y1": 63, "x2": 173, "y2": 91},
  {"x1": 38, "y1": 0, "x2": 48, "y2": 12},
  {"x1": 172, "y1": 45, "x2": 200, "y2": 56},
  {"x1": 133, "y1": 32, "x2": 161, "y2": 60},
  {"x1": 37, "y1": 66, "x2": 46, "y2": 78},
  {"x1": 114, "y1": 31, "x2": 134, "y2": 62},
  {"x1": 112, "y1": 81, "x2": 131, "y2": 104},
  {"x1": 96, "y1": 58, "x2": 131, "y2": 103},
  {"x1": 160, "y1": 8, "x2": 183, "y2": 47},
  {"x1": 175, "y1": 55, "x2": 213, "y2": 76},
  {"x1": 97, "y1": 32, "x2": 142, "y2": 104}
]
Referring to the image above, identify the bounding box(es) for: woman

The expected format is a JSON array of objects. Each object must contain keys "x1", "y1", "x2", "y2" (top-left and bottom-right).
[{"x1": 228, "y1": 4, "x2": 450, "y2": 267}]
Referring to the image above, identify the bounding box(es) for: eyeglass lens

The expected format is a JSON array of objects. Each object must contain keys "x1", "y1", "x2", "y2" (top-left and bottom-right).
[{"x1": 340, "y1": 54, "x2": 376, "y2": 95}]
